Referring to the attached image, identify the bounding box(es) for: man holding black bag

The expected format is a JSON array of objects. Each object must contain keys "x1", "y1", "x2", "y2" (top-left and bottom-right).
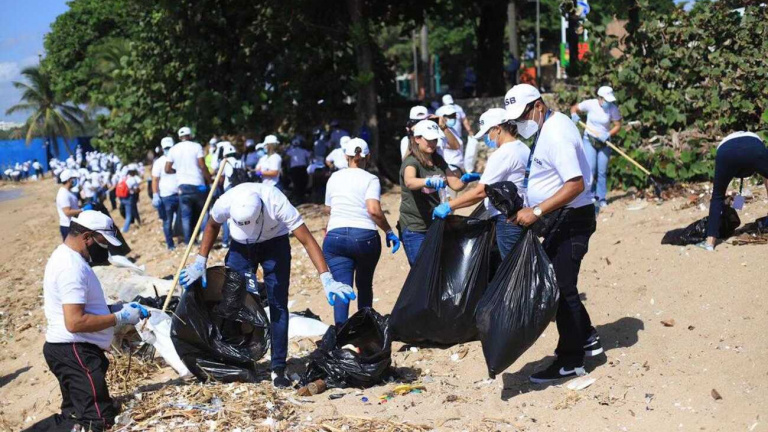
[{"x1": 504, "y1": 84, "x2": 602, "y2": 383}]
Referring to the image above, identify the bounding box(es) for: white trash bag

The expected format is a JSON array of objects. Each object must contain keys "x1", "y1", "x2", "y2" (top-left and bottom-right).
[{"x1": 135, "y1": 307, "x2": 190, "y2": 377}]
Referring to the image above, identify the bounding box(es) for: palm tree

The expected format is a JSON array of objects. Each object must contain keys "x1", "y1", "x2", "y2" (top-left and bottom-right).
[{"x1": 5, "y1": 66, "x2": 87, "y2": 158}]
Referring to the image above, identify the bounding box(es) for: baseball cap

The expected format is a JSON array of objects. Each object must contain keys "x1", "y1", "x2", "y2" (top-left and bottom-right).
[
  {"x1": 344, "y1": 138, "x2": 369, "y2": 157},
  {"x1": 160, "y1": 137, "x2": 174, "y2": 149},
  {"x1": 503, "y1": 84, "x2": 541, "y2": 121},
  {"x1": 435, "y1": 105, "x2": 457, "y2": 117},
  {"x1": 262, "y1": 134, "x2": 279, "y2": 145},
  {"x1": 340, "y1": 136, "x2": 351, "y2": 148},
  {"x1": 219, "y1": 141, "x2": 237, "y2": 157},
  {"x1": 229, "y1": 197, "x2": 263, "y2": 238},
  {"x1": 409, "y1": 105, "x2": 429, "y2": 120},
  {"x1": 412, "y1": 120, "x2": 442, "y2": 140},
  {"x1": 597, "y1": 86, "x2": 617, "y2": 103},
  {"x1": 442, "y1": 94, "x2": 454, "y2": 105},
  {"x1": 473, "y1": 108, "x2": 508, "y2": 139},
  {"x1": 60, "y1": 169, "x2": 77, "y2": 182},
  {"x1": 71, "y1": 210, "x2": 122, "y2": 246},
  {"x1": 178, "y1": 126, "x2": 192, "y2": 137}
]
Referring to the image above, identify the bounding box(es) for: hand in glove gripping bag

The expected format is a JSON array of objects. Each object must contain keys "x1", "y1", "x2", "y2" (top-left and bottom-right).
[
  {"x1": 180, "y1": 254, "x2": 207, "y2": 289},
  {"x1": 321, "y1": 272, "x2": 356, "y2": 306},
  {"x1": 432, "y1": 203, "x2": 452, "y2": 219},
  {"x1": 385, "y1": 230, "x2": 401, "y2": 254},
  {"x1": 424, "y1": 177, "x2": 446, "y2": 190},
  {"x1": 114, "y1": 302, "x2": 149, "y2": 326}
]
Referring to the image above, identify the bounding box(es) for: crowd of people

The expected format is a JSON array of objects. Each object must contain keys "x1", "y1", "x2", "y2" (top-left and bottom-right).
[
  {"x1": 1, "y1": 159, "x2": 43, "y2": 181},
  {"x1": 32, "y1": 85, "x2": 768, "y2": 431}
]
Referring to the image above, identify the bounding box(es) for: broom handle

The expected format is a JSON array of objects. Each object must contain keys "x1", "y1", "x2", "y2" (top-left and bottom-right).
[
  {"x1": 159, "y1": 159, "x2": 228, "y2": 313},
  {"x1": 579, "y1": 121, "x2": 653, "y2": 177}
]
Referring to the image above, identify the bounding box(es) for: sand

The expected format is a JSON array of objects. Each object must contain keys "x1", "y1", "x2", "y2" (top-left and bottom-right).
[{"x1": 0, "y1": 176, "x2": 766, "y2": 431}]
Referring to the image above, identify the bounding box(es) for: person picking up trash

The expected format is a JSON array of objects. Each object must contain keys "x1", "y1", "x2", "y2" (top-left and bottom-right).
[
  {"x1": 504, "y1": 84, "x2": 602, "y2": 383},
  {"x1": 178, "y1": 182, "x2": 354, "y2": 388},
  {"x1": 31, "y1": 211, "x2": 148, "y2": 432},
  {"x1": 399, "y1": 119, "x2": 468, "y2": 266},
  {"x1": 433, "y1": 108, "x2": 530, "y2": 258},
  {"x1": 570, "y1": 86, "x2": 623, "y2": 209},
  {"x1": 324, "y1": 138, "x2": 399, "y2": 326},
  {"x1": 698, "y1": 131, "x2": 768, "y2": 251}
]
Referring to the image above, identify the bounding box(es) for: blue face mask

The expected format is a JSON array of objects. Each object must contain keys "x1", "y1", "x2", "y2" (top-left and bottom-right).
[
  {"x1": 601, "y1": 101, "x2": 613, "y2": 111},
  {"x1": 71, "y1": 178, "x2": 79, "y2": 188},
  {"x1": 484, "y1": 134, "x2": 498, "y2": 149},
  {"x1": 446, "y1": 118, "x2": 457, "y2": 128}
]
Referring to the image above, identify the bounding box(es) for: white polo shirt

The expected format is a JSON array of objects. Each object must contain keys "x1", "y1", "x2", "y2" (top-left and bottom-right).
[
  {"x1": 151, "y1": 155, "x2": 179, "y2": 198},
  {"x1": 210, "y1": 183, "x2": 304, "y2": 244},
  {"x1": 56, "y1": 187, "x2": 80, "y2": 227},
  {"x1": 256, "y1": 154, "x2": 282, "y2": 187},
  {"x1": 325, "y1": 168, "x2": 381, "y2": 232},
  {"x1": 166, "y1": 140, "x2": 205, "y2": 186},
  {"x1": 480, "y1": 140, "x2": 530, "y2": 217},
  {"x1": 44, "y1": 244, "x2": 114, "y2": 350},
  {"x1": 578, "y1": 99, "x2": 622, "y2": 139},
  {"x1": 526, "y1": 112, "x2": 593, "y2": 209}
]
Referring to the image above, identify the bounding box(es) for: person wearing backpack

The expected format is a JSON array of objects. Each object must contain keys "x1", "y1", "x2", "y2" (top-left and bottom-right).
[
  {"x1": 212, "y1": 141, "x2": 246, "y2": 247},
  {"x1": 119, "y1": 165, "x2": 142, "y2": 233}
]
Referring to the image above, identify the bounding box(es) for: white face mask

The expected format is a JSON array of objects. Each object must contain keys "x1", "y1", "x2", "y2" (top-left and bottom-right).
[{"x1": 515, "y1": 109, "x2": 541, "y2": 139}]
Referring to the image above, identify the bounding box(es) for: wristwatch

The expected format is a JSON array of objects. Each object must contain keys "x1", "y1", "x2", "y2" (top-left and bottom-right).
[{"x1": 533, "y1": 206, "x2": 543, "y2": 217}]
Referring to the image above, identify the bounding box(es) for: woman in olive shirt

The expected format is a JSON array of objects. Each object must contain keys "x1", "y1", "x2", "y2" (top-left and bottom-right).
[{"x1": 399, "y1": 119, "x2": 466, "y2": 266}]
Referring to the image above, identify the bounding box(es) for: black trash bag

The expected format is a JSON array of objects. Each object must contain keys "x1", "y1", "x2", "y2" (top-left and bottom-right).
[
  {"x1": 301, "y1": 307, "x2": 392, "y2": 388},
  {"x1": 661, "y1": 206, "x2": 741, "y2": 245},
  {"x1": 485, "y1": 181, "x2": 524, "y2": 219},
  {"x1": 132, "y1": 295, "x2": 180, "y2": 313},
  {"x1": 171, "y1": 266, "x2": 270, "y2": 383},
  {"x1": 390, "y1": 216, "x2": 494, "y2": 345},
  {"x1": 476, "y1": 229, "x2": 560, "y2": 378}
]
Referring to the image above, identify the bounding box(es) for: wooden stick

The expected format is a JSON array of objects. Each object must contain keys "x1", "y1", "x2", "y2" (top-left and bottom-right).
[
  {"x1": 579, "y1": 121, "x2": 653, "y2": 177},
  {"x1": 159, "y1": 160, "x2": 229, "y2": 314}
]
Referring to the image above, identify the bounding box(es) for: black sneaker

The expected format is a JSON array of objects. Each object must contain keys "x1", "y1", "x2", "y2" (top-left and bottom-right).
[
  {"x1": 271, "y1": 368, "x2": 291, "y2": 389},
  {"x1": 529, "y1": 362, "x2": 587, "y2": 384},
  {"x1": 584, "y1": 331, "x2": 603, "y2": 357}
]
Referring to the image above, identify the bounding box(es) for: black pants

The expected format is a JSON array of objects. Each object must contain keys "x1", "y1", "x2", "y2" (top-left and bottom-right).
[
  {"x1": 544, "y1": 204, "x2": 596, "y2": 368},
  {"x1": 108, "y1": 189, "x2": 117, "y2": 211},
  {"x1": 289, "y1": 166, "x2": 309, "y2": 201},
  {"x1": 25, "y1": 343, "x2": 117, "y2": 432}
]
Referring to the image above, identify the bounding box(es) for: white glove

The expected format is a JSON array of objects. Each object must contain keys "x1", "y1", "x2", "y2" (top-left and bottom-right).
[
  {"x1": 320, "y1": 272, "x2": 355, "y2": 306},
  {"x1": 152, "y1": 194, "x2": 161, "y2": 208},
  {"x1": 180, "y1": 254, "x2": 208, "y2": 289}
]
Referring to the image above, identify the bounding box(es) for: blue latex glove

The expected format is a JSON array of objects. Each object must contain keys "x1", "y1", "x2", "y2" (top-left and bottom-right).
[
  {"x1": 460, "y1": 172, "x2": 481, "y2": 183},
  {"x1": 571, "y1": 113, "x2": 581, "y2": 124},
  {"x1": 432, "y1": 202, "x2": 452, "y2": 219},
  {"x1": 385, "y1": 230, "x2": 400, "y2": 254},
  {"x1": 320, "y1": 272, "x2": 356, "y2": 306},
  {"x1": 424, "y1": 177, "x2": 446, "y2": 190},
  {"x1": 180, "y1": 254, "x2": 208, "y2": 289},
  {"x1": 130, "y1": 302, "x2": 150, "y2": 319},
  {"x1": 152, "y1": 194, "x2": 161, "y2": 208},
  {"x1": 82, "y1": 203, "x2": 94, "y2": 211},
  {"x1": 598, "y1": 131, "x2": 611, "y2": 143},
  {"x1": 113, "y1": 302, "x2": 144, "y2": 326}
]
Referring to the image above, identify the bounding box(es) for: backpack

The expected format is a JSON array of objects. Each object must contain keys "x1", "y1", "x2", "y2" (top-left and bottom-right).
[
  {"x1": 228, "y1": 165, "x2": 251, "y2": 188},
  {"x1": 115, "y1": 178, "x2": 130, "y2": 199}
]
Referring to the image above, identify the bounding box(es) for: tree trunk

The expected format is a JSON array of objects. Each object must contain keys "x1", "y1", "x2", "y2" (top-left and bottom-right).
[
  {"x1": 507, "y1": 1, "x2": 519, "y2": 59},
  {"x1": 476, "y1": 1, "x2": 508, "y2": 96},
  {"x1": 346, "y1": 0, "x2": 380, "y2": 169}
]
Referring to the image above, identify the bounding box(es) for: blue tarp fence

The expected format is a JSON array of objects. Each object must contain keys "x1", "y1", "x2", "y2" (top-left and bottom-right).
[{"x1": 0, "y1": 137, "x2": 93, "y2": 172}]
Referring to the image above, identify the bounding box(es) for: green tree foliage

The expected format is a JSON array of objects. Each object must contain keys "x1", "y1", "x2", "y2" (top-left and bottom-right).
[
  {"x1": 5, "y1": 66, "x2": 86, "y2": 158},
  {"x1": 555, "y1": 1, "x2": 767, "y2": 189}
]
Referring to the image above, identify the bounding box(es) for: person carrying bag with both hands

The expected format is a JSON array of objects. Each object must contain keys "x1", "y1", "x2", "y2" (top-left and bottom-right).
[
  {"x1": 323, "y1": 138, "x2": 400, "y2": 326},
  {"x1": 178, "y1": 182, "x2": 353, "y2": 388}
]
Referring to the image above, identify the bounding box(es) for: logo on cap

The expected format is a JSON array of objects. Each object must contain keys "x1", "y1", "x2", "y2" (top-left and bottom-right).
[
  {"x1": 504, "y1": 97, "x2": 516, "y2": 106},
  {"x1": 236, "y1": 220, "x2": 251, "y2": 226}
]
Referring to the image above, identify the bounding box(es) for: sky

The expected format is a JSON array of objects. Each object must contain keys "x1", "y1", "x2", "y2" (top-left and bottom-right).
[{"x1": 0, "y1": 0, "x2": 70, "y2": 123}]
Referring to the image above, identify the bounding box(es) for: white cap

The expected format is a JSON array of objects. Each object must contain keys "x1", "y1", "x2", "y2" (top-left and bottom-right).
[
  {"x1": 209, "y1": 137, "x2": 218, "y2": 146},
  {"x1": 473, "y1": 108, "x2": 508, "y2": 139},
  {"x1": 219, "y1": 141, "x2": 237, "y2": 157},
  {"x1": 60, "y1": 169, "x2": 78, "y2": 182},
  {"x1": 503, "y1": 84, "x2": 541, "y2": 121},
  {"x1": 229, "y1": 195, "x2": 263, "y2": 239},
  {"x1": 442, "y1": 94, "x2": 454, "y2": 105},
  {"x1": 262, "y1": 134, "x2": 279, "y2": 146},
  {"x1": 412, "y1": 120, "x2": 442, "y2": 140},
  {"x1": 435, "y1": 105, "x2": 456, "y2": 117},
  {"x1": 339, "y1": 136, "x2": 351, "y2": 148},
  {"x1": 597, "y1": 86, "x2": 616, "y2": 103},
  {"x1": 71, "y1": 210, "x2": 122, "y2": 246},
  {"x1": 344, "y1": 138, "x2": 369, "y2": 156},
  {"x1": 409, "y1": 105, "x2": 429, "y2": 120},
  {"x1": 161, "y1": 137, "x2": 174, "y2": 149},
  {"x1": 178, "y1": 126, "x2": 192, "y2": 137},
  {"x1": 255, "y1": 143, "x2": 266, "y2": 151}
]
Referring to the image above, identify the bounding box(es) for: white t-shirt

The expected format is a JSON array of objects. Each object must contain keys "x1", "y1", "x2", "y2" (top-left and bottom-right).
[
  {"x1": 442, "y1": 129, "x2": 464, "y2": 168},
  {"x1": 480, "y1": 140, "x2": 530, "y2": 217},
  {"x1": 56, "y1": 187, "x2": 79, "y2": 227},
  {"x1": 326, "y1": 148, "x2": 348, "y2": 170},
  {"x1": 256, "y1": 154, "x2": 282, "y2": 187},
  {"x1": 400, "y1": 136, "x2": 410, "y2": 160},
  {"x1": 166, "y1": 141, "x2": 205, "y2": 186},
  {"x1": 210, "y1": 183, "x2": 304, "y2": 244},
  {"x1": 526, "y1": 112, "x2": 593, "y2": 209},
  {"x1": 578, "y1": 99, "x2": 622, "y2": 139},
  {"x1": 718, "y1": 131, "x2": 763, "y2": 149},
  {"x1": 43, "y1": 244, "x2": 114, "y2": 350},
  {"x1": 325, "y1": 168, "x2": 381, "y2": 232},
  {"x1": 151, "y1": 155, "x2": 179, "y2": 197}
]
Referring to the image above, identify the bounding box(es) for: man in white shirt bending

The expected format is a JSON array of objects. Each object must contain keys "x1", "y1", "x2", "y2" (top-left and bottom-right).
[{"x1": 166, "y1": 126, "x2": 212, "y2": 244}]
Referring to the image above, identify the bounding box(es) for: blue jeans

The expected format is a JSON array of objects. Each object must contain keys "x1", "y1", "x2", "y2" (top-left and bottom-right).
[
  {"x1": 401, "y1": 228, "x2": 426, "y2": 267},
  {"x1": 582, "y1": 135, "x2": 612, "y2": 202},
  {"x1": 161, "y1": 195, "x2": 180, "y2": 249},
  {"x1": 179, "y1": 184, "x2": 209, "y2": 244},
  {"x1": 225, "y1": 235, "x2": 291, "y2": 370},
  {"x1": 494, "y1": 215, "x2": 523, "y2": 259},
  {"x1": 120, "y1": 196, "x2": 135, "y2": 232},
  {"x1": 322, "y1": 228, "x2": 381, "y2": 326}
]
